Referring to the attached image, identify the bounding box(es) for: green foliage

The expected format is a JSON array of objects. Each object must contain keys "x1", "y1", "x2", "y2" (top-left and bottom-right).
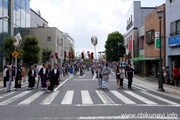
[
  {"x1": 41, "y1": 48, "x2": 52, "y2": 64},
  {"x1": 22, "y1": 35, "x2": 41, "y2": 64},
  {"x1": 3, "y1": 36, "x2": 23, "y2": 63},
  {"x1": 105, "y1": 31, "x2": 125, "y2": 61}
]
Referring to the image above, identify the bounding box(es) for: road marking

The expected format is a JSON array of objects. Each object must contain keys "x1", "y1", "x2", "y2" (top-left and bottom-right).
[
  {"x1": 0, "y1": 92, "x2": 16, "y2": 99},
  {"x1": 124, "y1": 91, "x2": 157, "y2": 104},
  {"x1": 79, "y1": 74, "x2": 86, "y2": 79},
  {"x1": 95, "y1": 90, "x2": 114, "y2": 104},
  {"x1": 0, "y1": 91, "x2": 31, "y2": 105},
  {"x1": 110, "y1": 90, "x2": 136, "y2": 104},
  {"x1": 40, "y1": 91, "x2": 59, "y2": 105},
  {"x1": 81, "y1": 90, "x2": 93, "y2": 104},
  {"x1": 141, "y1": 91, "x2": 179, "y2": 105},
  {"x1": 0, "y1": 82, "x2": 28, "y2": 91},
  {"x1": 54, "y1": 74, "x2": 76, "y2": 91},
  {"x1": 72, "y1": 79, "x2": 93, "y2": 81},
  {"x1": 61, "y1": 90, "x2": 74, "y2": 104},
  {"x1": 93, "y1": 74, "x2": 97, "y2": 80},
  {"x1": 18, "y1": 91, "x2": 45, "y2": 105}
]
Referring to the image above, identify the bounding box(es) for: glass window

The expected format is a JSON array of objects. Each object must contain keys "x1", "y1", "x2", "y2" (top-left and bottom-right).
[
  {"x1": 3, "y1": 0, "x2": 8, "y2": 16},
  {"x1": 0, "y1": 20, "x2": 2, "y2": 33},
  {"x1": 21, "y1": 0, "x2": 25, "y2": 10},
  {"x1": 170, "y1": 21, "x2": 176, "y2": 36},
  {"x1": 176, "y1": 20, "x2": 180, "y2": 35},
  {"x1": 26, "y1": 0, "x2": 30, "y2": 13},
  {"x1": 146, "y1": 30, "x2": 154, "y2": 44},
  {"x1": 47, "y1": 37, "x2": 51, "y2": 41},
  {"x1": 16, "y1": 5, "x2": 21, "y2": 26},
  {"x1": 21, "y1": 9, "x2": 26, "y2": 27},
  {"x1": 16, "y1": 0, "x2": 21, "y2": 6},
  {"x1": 0, "y1": 0, "x2": 2, "y2": 17},
  {"x1": 3, "y1": 20, "x2": 8, "y2": 33},
  {"x1": 14, "y1": 3, "x2": 16, "y2": 25},
  {"x1": 26, "y1": 13, "x2": 30, "y2": 27}
]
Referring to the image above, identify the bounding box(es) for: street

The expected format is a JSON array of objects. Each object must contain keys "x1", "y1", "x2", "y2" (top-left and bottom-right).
[{"x1": 0, "y1": 71, "x2": 180, "y2": 120}]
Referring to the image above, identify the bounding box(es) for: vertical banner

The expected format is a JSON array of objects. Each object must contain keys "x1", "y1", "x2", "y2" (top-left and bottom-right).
[{"x1": 128, "y1": 41, "x2": 132, "y2": 52}]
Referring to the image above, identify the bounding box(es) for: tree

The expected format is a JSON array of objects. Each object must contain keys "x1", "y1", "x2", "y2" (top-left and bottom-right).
[
  {"x1": 41, "y1": 48, "x2": 52, "y2": 64},
  {"x1": 23, "y1": 35, "x2": 41, "y2": 65},
  {"x1": 105, "y1": 31, "x2": 125, "y2": 61},
  {"x1": 3, "y1": 36, "x2": 23, "y2": 64}
]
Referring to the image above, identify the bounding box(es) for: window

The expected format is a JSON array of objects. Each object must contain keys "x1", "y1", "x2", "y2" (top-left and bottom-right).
[
  {"x1": 170, "y1": 19, "x2": 180, "y2": 36},
  {"x1": 47, "y1": 37, "x2": 51, "y2": 41},
  {"x1": 16, "y1": 0, "x2": 21, "y2": 6},
  {"x1": 21, "y1": 9, "x2": 26, "y2": 27},
  {"x1": 25, "y1": 0, "x2": 30, "y2": 13},
  {"x1": 146, "y1": 30, "x2": 154, "y2": 44},
  {"x1": 21, "y1": 0, "x2": 25, "y2": 10},
  {"x1": 3, "y1": 0, "x2": 8, "y2": 16},
  {"x1": 0, "y1": 0, "x2": 2, "y2": 17}
]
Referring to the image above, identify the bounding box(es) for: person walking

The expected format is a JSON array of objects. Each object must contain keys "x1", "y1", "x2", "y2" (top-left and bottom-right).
[
  {"x1": 28, "y1": 65, "x2": 36, "y2": 89},
  {"x1": 165, "y1": 66, "x2": 170, "y2": 84},
  {"x1": 173, "y1": 66, "x2": 179, "y2": 87},
  {"x1": 69, "y1": 65, "x2": 74, "y2": 77},
  {"x1": 3, "y1": 65, "x2": 8, "y2": 87},
  {"x1": 39, "y1": 64, "x2": 48, "y2": 90},
  {"x1": 5, "y1": 66, "x2": 15, "y2": 92},
  {"x1": 34, "y1": 65, "x2": 39, "y2": 82},
  {"x1": 126, "y1": 64, "x2": 134, "y2": 89},
  {"x1": 97, "y1": 65, "x2": 103, "y2": 88},
  {"x1": 101, "y1": 63, "x2": 111, "y2": 89},
  {"x1": 47, "y1": 66, "x2": 54, "y2": 92},
  {"x1": 119, "y1": 66, "x2": 125, "y2": 87},
  {"x1": 14, "y1": 66, "x2": 22, "y2": 90},
  {"x1": 52, "y1": 64, "x2": 60, "y2": 86},
  {"x1": 116, "y1": 68, "x2": 120, "y2": 88}
]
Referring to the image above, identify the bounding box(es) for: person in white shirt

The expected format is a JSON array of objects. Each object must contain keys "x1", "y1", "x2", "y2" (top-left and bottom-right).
[
  {"x1": 3, "y1": 65, "x2": 8, "y2": 87},
  {"x1": 28, "y1": 65, "x2": 36, "y2": 89},
  {"x1": 119, "y1": 66, "x2": 125, "y2": 87}
]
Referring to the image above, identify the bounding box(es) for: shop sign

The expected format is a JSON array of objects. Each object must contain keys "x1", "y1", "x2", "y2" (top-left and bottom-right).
[
  {"x1": 155, "y1": 38, "x2": 160, "y2": 49},
  {"x1": 169, "y1": 35, "x2": 180, "y2": 47},
  {"x1": 128, "y1": 41, "x2": 132, "y2": 51}
]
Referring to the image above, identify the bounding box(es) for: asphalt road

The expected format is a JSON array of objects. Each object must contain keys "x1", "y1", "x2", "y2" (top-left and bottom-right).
[{"x1": 0, "y1": 70, "x2": 180, "y2": 120}]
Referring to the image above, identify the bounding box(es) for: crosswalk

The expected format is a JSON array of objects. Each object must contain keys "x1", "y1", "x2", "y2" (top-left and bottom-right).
[{"x1": 0, "y1": 90, "x2": 179, "y2": 106}]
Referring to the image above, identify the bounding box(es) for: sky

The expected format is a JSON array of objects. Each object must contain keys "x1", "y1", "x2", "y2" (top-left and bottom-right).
[{"x1": 31, "y1": 0, "x2": 165, "y2": 56}]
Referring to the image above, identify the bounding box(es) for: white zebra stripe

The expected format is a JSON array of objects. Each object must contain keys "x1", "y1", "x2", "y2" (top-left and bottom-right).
[
  {"x1": 18, "y1": 91, "x2": 45, "y2": 105},
  {"x1": 81, "y1": 90, "x2": 93, "y2": 104},
  {"x1": 61, "y1": 90, "x2": 74, "y2": 104},
  {"x1": 40, "y1": 91, "x2": 59, "y2": 105},
  {"x1": 0, "y1": 91, "x2": 31, "y2": 105},
  {"x1": 110, "y1": 90, "x2": 136, "y2": 104},
  {"x1": 124, "y1": 91, "x2": 157, "y2": 105},
  {"x1": 0, "y1": 92, "x2": 16, "y2": 99},
  {"x1": 95, "y1": 90, "x2": 114, "y2": 104},
  {"x1": 141, "y1": 91, "x2": 179, "y2": 105}
]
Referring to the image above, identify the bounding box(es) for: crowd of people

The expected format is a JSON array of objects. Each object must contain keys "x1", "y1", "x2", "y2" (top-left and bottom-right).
[{"x1": 2, "y1": 61, "x2": 136, "y2": 93}]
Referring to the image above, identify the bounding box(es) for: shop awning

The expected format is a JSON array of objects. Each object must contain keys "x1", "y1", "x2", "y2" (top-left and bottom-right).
[
  {"x1": 139, "y1": 57, "x2": 161, "y2": 61},
  {"x1": 130, "y1": 55, "x2": 144, "y2": 61}
]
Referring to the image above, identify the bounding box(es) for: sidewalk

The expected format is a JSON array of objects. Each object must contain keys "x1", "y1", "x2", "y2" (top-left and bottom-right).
[{"x1": 133, "y1": 75, "x2": 180, "y2": 100}]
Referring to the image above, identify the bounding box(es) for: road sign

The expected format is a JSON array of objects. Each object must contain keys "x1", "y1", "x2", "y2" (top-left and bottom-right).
[
  {"x1": 50, "y1": 55, "x2": 54, "y2": 59},
  {"x1": 12, "y1": 51, "x2": 19, "y2": 58},
  {"x1": 67, "y1": 57, "x2": 69, "y2": 59},
  {"x1": 155, "y1": 32, "x2": 159, "y2": 38},
  {"x1": 155, "y1": 38, "x2": 160, "y2": 49}
]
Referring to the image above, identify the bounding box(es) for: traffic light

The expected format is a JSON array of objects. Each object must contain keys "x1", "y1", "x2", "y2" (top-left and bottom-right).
[
  {"x1": 64, "y1": 51, "x2": 66, "y2": 58},
  {"x1": 81, "y1": 52, "x2": 84, "y2": 59},
  {"x1": 55, "y1": 52, "x2": 59, "y2": 59},
  {"x1": 91, "y1": 52, "x2": 94, "y2": 59}
]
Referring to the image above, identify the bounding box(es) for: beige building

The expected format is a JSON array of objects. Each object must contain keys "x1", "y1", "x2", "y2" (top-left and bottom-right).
[{"x1": 30, "y1": 27, "x2": 74, "y2": 65}]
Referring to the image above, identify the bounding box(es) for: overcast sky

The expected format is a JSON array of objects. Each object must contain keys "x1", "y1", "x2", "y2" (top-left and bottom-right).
[{"x1": 31, "y1": 0, "x2": 165, "y2": 55}]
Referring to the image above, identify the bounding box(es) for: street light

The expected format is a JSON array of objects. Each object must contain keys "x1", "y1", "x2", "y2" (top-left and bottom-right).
[{"x1": 157, "y1": 8, "x2": 165, "y2": 92}]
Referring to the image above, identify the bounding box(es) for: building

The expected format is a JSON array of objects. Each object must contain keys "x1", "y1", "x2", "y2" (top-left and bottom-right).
[
  {"x1": 142, "y1": 4, "x2": 166, "y2": 77},
  {"x1": 166, "y1": 0, "x2": 180, "y2": 74},
  {"x1": 0, "y1": 0, "x2": 30, "y2": 72},
  {"x1": 124, "y1": 1, "x2": 157, "y2": 73},
  {"x1": 30, "y1": 9, "x2": 48, "y2": 27},
  {"x1": 30, "y1": 27, "x2": 74, "y2": 65}
]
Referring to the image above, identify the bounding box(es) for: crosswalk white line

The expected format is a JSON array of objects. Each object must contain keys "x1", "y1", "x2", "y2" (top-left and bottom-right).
[
  {"x1": 141, "y1": 91, "x2": 179, "y2": 105},
  {"x1": 40, "y1": 91, "x2": 59, "y2": 105},
  {"x1": 0, "y1": 91, "x2": 31, "y2": 105},
  {"x1": 0, "y1": 92, "x2": 16, "y2": 99},
  {"x1": 61, "y1": 90, "x2": 74, "y2": 104},
  {"x1": 18, "y1": 91, "x2": 45, "y2": 105},
  {"x1": 95, "y1": 90, "x2": 114, "y2": 104},
  {"x1": 124, "y1": 91, "x2": 157, "y2": 104},
  {"x1": 110, "y1": 90, "x2": 136, "y2": 104},
  {"x1": 81, "y1": 90, "x2": 93, "y2": 104}
]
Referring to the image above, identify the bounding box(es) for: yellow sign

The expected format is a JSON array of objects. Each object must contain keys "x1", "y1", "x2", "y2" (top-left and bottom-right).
[
  {"x1": 67, "y1": 57, "x2": 69, "y2": 59},
  {"x1": 12, "y1": 51, "x2": 19, "y2": 58}
]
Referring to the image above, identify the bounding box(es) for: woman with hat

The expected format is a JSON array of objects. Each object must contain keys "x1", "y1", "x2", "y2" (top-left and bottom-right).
[{"x1": 14, "y1": 66, "x2": 22, "y2": 90}]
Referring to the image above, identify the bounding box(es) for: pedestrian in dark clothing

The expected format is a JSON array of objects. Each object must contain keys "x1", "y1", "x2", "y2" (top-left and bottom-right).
[
  {"x1": 126, "y1": 64, "x2": 134, "y2": 89},
  {"x1": 3, "y1": 65, "x2": 8, "y2": 87},
  {"x1": 28, "y1": 65, "x2": 36, "y2": 89},
  {"x1": 39, "y1": 64, "x2": 48, "y2": 89},
  {"x1": 6, "y1": 66, "x2": 15, "y2": 92},
  {"x1": 15, "y1": 67, "x2": 22, "y2": 90},
  {"x1": 52, "y1": 64, "x2": 60, "y2": 86},
  {"x1": 47, "y1": 66, "x2": 54, "y2": 92}
]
